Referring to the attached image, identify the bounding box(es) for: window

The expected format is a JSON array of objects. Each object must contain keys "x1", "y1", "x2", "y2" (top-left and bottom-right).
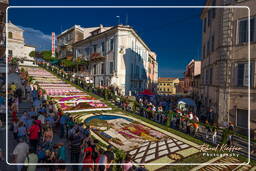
[
  {"x1": 211, "y1": 35, "x2": 215, "y2": 52},
  {"x1": 236, "y1": 109, "x2": 248, "y2": 128},
  {"x1": 209, "y1": 68, "x2": 213, "y2": 84},
  {"x1": 110, "y1": 39, "x2": 114, "y2": 51},
  {"x1": 203, "y1": 45, "x2": 206, "y2": 58},
  {"x1": 203, "y1": 18, "x2": 207, "y2": 33},
  {"x1": 206, "y1": 70, "x2": 209, "y2": 84},
  {"x1": 101, "y1": 63, "x2": 105, "y2": 74},
  {"x1": 8, "y1": 32, "x2": 13, "y2": 39},
  {"x1": 93, "y1": 45, "x2": 97, "y2": 53},
  {"x1": 207, "y1": 39, "x2": 210, "y2": 56},
  {"x1": 110, "y1": 62, "x2": 114, "y2": 74},
  {"x1": 101, "y1": 42, "x2": 105, "y2": 53},
  {"x1": 8, "y1": 50, "x2": 12, "y2": 56},
  {"x1": 237, "y1": 63, "x2": 244, "y2": 86},
  {"x1": 135, "y1": 65, "x2": 139, "y2": 78},
  {"x1": 93, "y1": 64, "x2": 97, "y2": 75},
  {"x1": 85, "y1": 48, "x2": 90, "y2": 56},
  {"x1": 236, "y1": 63, "x2": 254, "y2": 87},
  {"x1": 208, "y1": 10, "x2": 211, "y2": 26},
  {"x1": 238, "y1": 17, "x2": 256, "y2": 43},
  {"x1": 67, "y1": 33, "x2": 71, "y2": 41}
]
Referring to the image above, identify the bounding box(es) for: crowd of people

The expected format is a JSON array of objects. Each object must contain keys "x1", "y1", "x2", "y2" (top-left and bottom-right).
[
  {"x1": 8, "y1": 68, "x2": 149, "y2": 171},
  {"x1": 131, "y1": 95, "x2": 238, "y2": 146},
  {"x1": 3, "y1": 62, "x2": 251, "y2": 171}
]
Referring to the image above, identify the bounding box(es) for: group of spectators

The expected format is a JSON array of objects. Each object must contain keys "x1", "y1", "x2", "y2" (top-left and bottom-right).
[
  {"x1": 121, "y1": 95, "x2": 237, "y2": 146},
  {"x1": 8, "y1": 69, "x2": 148, "y2": 171}
]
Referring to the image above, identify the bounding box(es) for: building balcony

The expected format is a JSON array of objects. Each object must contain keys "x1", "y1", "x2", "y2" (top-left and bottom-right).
[{"x1": 90, "y1": 52, "x2": 106, "y2": 61}]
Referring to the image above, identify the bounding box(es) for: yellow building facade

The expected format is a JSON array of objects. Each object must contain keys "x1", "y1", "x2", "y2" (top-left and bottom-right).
[{"x1": 157, "y1": 77, "x2": 180, "y2": 95}]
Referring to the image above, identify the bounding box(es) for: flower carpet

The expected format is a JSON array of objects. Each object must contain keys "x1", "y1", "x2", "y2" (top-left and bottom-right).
[
  {"x1": 70, "y1": 113, "x2": 200, "y2": 169},
  {"x1": 22, "y1": 67, "x2": 111, "y2": 112},
  {"x1": 189, "y1": 156, "x2": 253, "y2": 171}
]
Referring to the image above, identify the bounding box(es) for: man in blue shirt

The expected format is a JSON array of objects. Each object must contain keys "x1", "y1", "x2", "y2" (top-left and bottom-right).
[{"x1": 28, "y1": 107, "x2": 37, "y2": 118}]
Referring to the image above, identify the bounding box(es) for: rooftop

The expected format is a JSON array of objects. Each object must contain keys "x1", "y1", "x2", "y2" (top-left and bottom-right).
[
  {"x1": 0, "y1": 0, "x2": 8, "y2": 4},
  {"x1": 8, "y1": 21, "x2": 24, "y2": 32}
]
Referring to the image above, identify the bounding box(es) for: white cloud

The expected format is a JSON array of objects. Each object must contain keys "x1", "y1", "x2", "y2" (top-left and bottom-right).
[{"x1": 18, "y1": 26, "x2": 52, "y2": 51}]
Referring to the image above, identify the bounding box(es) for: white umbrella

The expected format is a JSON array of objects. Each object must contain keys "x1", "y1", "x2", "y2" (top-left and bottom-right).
[{"x1": 178, "y1": 98, "x2": 196, "y2": 107}]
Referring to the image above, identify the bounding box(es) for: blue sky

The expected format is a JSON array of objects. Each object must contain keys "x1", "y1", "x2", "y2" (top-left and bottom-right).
[{"x1": 8, "y1": 0, "x2": 205, "y2": 78}]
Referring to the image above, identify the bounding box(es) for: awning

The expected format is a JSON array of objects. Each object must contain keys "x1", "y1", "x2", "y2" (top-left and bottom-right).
[
  {"x1": 139, "y1": 89, "x2": 156, "y2": 96},
  {"x1": 50, "y1": 60, "x2": 60, "y2": 64}
]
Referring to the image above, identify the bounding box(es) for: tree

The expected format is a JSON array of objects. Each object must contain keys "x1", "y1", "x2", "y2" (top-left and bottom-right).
[
  {"x1": 40, "y1": 50, "x2": 55, "y2": 61},
  {"x1": 29, "y1": 51, "x2": 36, "y2": 58}
]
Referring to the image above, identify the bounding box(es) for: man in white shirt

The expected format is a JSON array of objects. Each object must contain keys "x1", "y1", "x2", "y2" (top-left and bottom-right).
[
  {"x1": 13, "y1": 138, "x2": 29, "y2": 171},
  {"x1": 38, "y1": 113, "x2": 46, "y2": 125}
]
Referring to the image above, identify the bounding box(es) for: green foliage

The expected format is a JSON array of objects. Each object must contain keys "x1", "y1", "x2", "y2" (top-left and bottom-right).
[
  {"x1": 61, "y1": 59, "x2": 75, "y2": 67},
  {"x1": 74, "y1": 59, "x2": 89, "y2": 65},
  {"x1": 40, "y1": 50, "x2": 55, "y2": 61},
  {"x1": 113, "y1": 149, "x2": 126, "y2": 170},
  {"x1": 28, "y1": 76, "x2": 33, "y2": 83},
  {"x1": 20, "y1": 67, "x2": 25, "y2": 73},
  {"x1": 29, "y1": 51, "x2": 36, "y2": 57},
  {"x1": 9, "y1": 57, "x2": 19, "y2": 65}
]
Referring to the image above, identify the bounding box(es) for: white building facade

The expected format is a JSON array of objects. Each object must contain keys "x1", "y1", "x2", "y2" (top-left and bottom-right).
[
  {"x1": 7, "y1": 22, "x2": 36, "y2": 66},
  {"x1": 73, "y1": 25, "x2": 157, "y2": 95}
]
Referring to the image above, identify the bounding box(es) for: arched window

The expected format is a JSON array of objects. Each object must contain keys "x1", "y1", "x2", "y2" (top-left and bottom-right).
[{"x1": 8, "y1": 32, "x2": 13, "y2": 39}]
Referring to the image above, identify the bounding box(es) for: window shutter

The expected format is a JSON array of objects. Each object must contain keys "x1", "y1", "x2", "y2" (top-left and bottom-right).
[{"x1": 233, "y1": 63, "x2": 238, "y2": 86}]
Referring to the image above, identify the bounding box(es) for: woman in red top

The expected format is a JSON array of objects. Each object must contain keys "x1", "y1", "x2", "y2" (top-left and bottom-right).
[
  {"x1": 83, "y1": 149, "x2": 94, "y2": 171},
  {"x1": 28, "y1": 121, "x2": 40, "y2": 150}
]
